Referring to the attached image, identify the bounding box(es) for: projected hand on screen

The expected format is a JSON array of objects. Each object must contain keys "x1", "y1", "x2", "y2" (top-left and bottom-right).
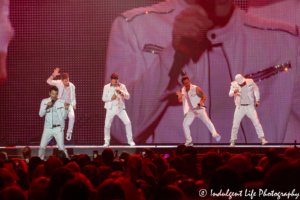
[{"x1": 172, "y1": 6, "x2": 213, "y2": 59}]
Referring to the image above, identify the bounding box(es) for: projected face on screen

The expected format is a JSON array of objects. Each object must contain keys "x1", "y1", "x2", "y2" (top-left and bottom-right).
[{"x1": 105, "y1": 0, "x2": 300, "y2": 144}]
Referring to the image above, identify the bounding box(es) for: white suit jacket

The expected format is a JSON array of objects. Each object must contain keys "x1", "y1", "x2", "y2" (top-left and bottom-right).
[
  {"x1": 39, "y1": 98, "x2": 69, "y2": 131},
  {"x1": 229, "y1": 79, "x2": 259, "y2": 108},
  {"x1": 102, "y1": 83, "x2": 130, "y2": 110},
  {"x1": 105, "y1": 0, "x2": 300, "y2": 143},
  {"x1": 47, "y1": 79, "x2": 76, "y2": 106}
]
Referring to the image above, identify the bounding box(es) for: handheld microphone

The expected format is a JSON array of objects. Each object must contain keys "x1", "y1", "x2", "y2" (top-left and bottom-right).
[{"x1": 46, "y1": 99, "x2": 56, "y2": 110}]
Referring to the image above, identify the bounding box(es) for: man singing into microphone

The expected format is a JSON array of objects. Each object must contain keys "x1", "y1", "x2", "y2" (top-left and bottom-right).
[
  {"x1": 47, "y1": 68, "x2": 76, "y2": 141},
  {"x1": 38, "y1": 86, "x2": 70, "y2": 159},
  {"x1": 176, "y1": 76, "x2": 221, "y2": 146},
  {"x1": 102, "y1": 73, "x2": 135, "y2": 147},
  {"x1": 229, "y1": 74, "x2": 268, "y2": 147}
]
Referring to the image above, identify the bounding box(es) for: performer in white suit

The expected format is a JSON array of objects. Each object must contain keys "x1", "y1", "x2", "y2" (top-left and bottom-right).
[
  {"x1": 47, "y1": 68, "x2": 76, "y2": 141},
  {"x1": 176, "y1": 76, "x2": 221, "y2": 146},
  {"x1": 39, "y1": 86, "x2": 70, "y2": 159},
  {"x1": 102, "y1": 73, "x2": 135, "y2": 147},
  {"x1": 229, "y1": 74, "x2": 268, "y2": 147}
]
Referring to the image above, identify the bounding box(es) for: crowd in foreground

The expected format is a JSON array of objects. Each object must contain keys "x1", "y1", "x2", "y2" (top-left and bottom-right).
[{"x1": 0, "y1": 145, "x2": 300, "y2": 200}]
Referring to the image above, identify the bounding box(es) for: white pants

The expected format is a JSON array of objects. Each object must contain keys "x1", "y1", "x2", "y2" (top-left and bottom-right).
[
  {"x1": 67, "y1": 105, "x2": 75, "y2": 133},
  {"x1": 230, "y1": 105, "x2": 264, "y2": 141},
  {"x1": 38, "y1": 127, "x2": 69, "y2": 159},
  {"x1": 183, "y1": 109, "x2": 218, "y2": 142},
  {"x1": 104, "y1": 108, "x2": 133, "y2": 143}
]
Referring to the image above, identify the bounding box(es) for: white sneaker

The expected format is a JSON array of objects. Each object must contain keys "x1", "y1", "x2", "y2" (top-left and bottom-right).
[
  {"x1": 213, "y1": 133, "x2": 221, "y2": 142},
  {"x1": 128, "y1": 141, "x2": 135, "y2": 146},
  {"x1": 230, "y1": 140, "x2": 235, "y2": 147},
  {"x1": 103, "y1": 143, "x2": 109, "y2": 148},
  {"x1": 260, "y1": 138, "x2": 268, "y2": 145},
  {"x1": 66, "y1": 132, "x2": 72, "y2": 141},
  {"x1": 185, "y1": 141, "x2": 193, "y2": 146}
]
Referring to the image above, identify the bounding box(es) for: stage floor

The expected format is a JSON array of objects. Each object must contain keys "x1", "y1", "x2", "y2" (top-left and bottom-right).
[{"x1": 0, "y1": 144, "x2": 296, "y2": 159}]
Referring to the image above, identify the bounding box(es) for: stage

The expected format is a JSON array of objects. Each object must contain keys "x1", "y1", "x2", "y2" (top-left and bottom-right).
[{"x1": 0, "y1": 144, "x2": 296, "y2": 160}]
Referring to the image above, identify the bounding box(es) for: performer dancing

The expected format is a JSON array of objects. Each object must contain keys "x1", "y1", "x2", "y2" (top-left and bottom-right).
[
  {"x1": 229, "y1": 74, "x2": 268, "y2": 147},
  {"x1": 176, "y1": 76, "x2": 221, "y2": 146},
  {"x1": 38, "y1": 86, "x2": 70, "y2": 159},
  {"x1": 47, "y1": 68, "x2": 76, "y2": 141},
  {"x1": 102, "y1": 73, "x2": 135, "y2": 147}
]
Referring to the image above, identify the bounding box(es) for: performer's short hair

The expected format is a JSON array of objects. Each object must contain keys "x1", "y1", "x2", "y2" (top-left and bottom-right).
[
  {"x1": 61, "y1": 73, "x2": 69, "y2": 80},
  {"x1": 49, "y1": 86, "x2": 59, "y2": 93},
  {"x1": 181, "y1": 76, "x2": 189, "y2": 83},
  {"x1": 111, "y1": 73, "x2": 119, "y2": 80}
]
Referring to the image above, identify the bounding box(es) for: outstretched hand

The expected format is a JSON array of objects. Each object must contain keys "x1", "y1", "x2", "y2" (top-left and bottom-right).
[{"x1": 53, "y1": 68, "x2": 60, "y2": 76}]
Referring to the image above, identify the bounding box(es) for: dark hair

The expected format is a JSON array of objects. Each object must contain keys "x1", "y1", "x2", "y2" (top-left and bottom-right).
[
  {"x1": 44, "y1": 157, "x2": 63, "y2": 177},
  {"x1": 181, "y1": 76, "x2": 189, "y2": 84},
  {"x1": 56, "y1": 150, "x2": 67, "y2": 159},
  {"x1": 110, "y1": 73, "x2": 119, "y2": 80},
  {"x1": 22, "y1": 146, "x2": 32, "y2": 159},
  {"x1": 102, "y1": 149, "x2": 114, "y2": 166},
  {"x1": 61, "y1": 73, "x2": 69, "y2": 80},
  {"x1": 49, "y1": 86, "x2": 58, "y2": 93}
]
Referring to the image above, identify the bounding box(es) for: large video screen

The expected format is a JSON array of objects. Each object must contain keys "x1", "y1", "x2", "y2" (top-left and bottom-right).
[{"x1": 0, "y1": 0, "x2": 299, "y2": 145}]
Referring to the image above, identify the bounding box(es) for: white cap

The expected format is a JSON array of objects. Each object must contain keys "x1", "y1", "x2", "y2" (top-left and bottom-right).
[{"x1": 235, "y1": 74, "x2": 245, "y2": 85}]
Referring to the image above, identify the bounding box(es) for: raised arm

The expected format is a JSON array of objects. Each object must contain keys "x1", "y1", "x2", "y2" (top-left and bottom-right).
[{"x1": 47, "y1": 68, "x2": 61, "y2": 85}]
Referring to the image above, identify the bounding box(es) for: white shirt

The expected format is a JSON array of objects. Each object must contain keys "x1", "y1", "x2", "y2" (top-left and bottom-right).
[
  {"x1": 102, "y1": 83, "x2": 130, "y2": 110},
  {"x1": 186, "y1": 90, "x2": 194, "y2": 110},
  {"x1": 240, "y1": 85, "x2": 250, "y2": 104},
  {"x1": 52, "y1": 104, "x2": 61, "y2": 125},
  {"x1": 61, "y1": 86, "x2": 71, "y2": 104},
  {"x1": 111, "y1": 85, "x2": 120, "y2": 107}
]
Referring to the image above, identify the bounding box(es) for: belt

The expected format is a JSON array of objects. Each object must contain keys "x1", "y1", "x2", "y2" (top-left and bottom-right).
[
  {"x1": 53, "y1": 125, "x2": 60, "y2": 128},
  {"x1": 241, "y1": 104, "x2": 250, "y2": 106}
]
